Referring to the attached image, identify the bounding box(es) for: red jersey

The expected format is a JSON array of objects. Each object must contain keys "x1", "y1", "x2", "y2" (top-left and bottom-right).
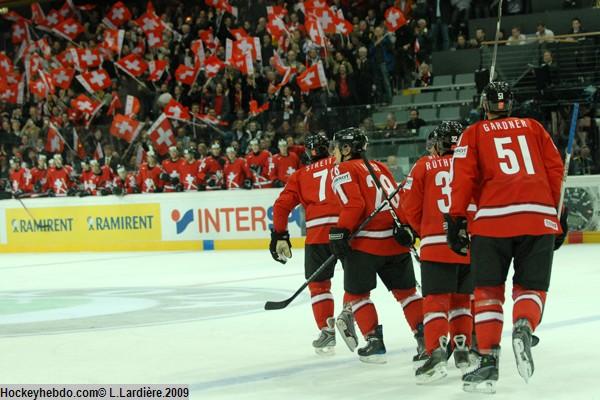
[
  {"x1": 270, "y1": 152, "x2": 301, "y2": 184},
  {"x1": 402, "y1": 154, "x2": 474, "y2": 263},
  {"x1": 82, "y1": 167, "x2": 112, "y2": 195},
  {"x1": 113, "y1": 173, "x2": 138, "y2": 194},
  {"x1": 224, "y1": 158, "x2": 252, "y2": 189},
  {"x1": 46, "y1": 166, "x2": 74, "y2": 195},
  {"x1": 331, "y1": 159, "x2": 408, "y2": 256},
  {"x1": 31, "y1": 167, "x2": 47, "y2": 190},
  {"x1": 289, "y1": 144, "x2": 306, "y2": 160},
  {"x1": 162, "y1": 158, "x2": 186, "y2": 192},
  {"x1": 179, "y1": 160, "x2": 201, "y2": 191},
  {"x1": 198, "y1": 155, "x2": 226, "y2": 189},
  {"x1": 137, "y1": 163, "x2": 163, "y2": 193},
  {"x1": 245, "y1": 150, "x2": 272, "y2": 188},
  {"x1": 449, "y1": 117, "x2": 564, "y2": 237},
  {"x1": 9, "y1": 168, "x2": 33, "y2": 193},
  {"x1": 273, "y1": 156, "x2": 339, "y2": 244}
]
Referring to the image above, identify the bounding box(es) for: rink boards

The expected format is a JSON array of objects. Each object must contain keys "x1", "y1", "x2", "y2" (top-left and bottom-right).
[{"x1": 0, "y1": 175, "x2": 599, "y2": 252}]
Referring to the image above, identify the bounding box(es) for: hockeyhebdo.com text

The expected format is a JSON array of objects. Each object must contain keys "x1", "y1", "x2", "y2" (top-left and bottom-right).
[{"x1": 0, "y1": 385, "x2": 189, "y2": 400}]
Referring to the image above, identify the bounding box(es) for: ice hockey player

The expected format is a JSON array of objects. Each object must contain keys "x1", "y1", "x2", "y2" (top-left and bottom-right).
[
  {"x1": 46, "y1": 154, "x2": 75, "y2": 196},
  {"x1": 246, "y1": 139, "x2": 272, "y2": 188},
  {"x1": 198, "y1": 143, "x2": 226, "y2": 190},
  {"x1": 161, "y1": 146, "x2": 185, "y2": 192},
  {"x1": 9, "y1": 157, "x2": 33, "y2": 196},
  {"x1": 178, "y1": 147, "x2": 202, "y2": 191},
  {"x1": 401, "y1": 121, "x2": 474, "y2": 383},
  {"x1": 328, "y1": 127, "x2": 424, "y2": 364},
  {"x1": 113, "y1": 165, "x2": 138, "y2": 195},
  {"x1": 270, "y1": 139, "x2": 301, "y2": 187},
  {"x1": 270, "y1": 134, "x2": 344, "y2": 355},
  {"x1": 31, "y1": 154, "x2": 48, "y2": 193},
  {"x1": 137, "y1": 153, "x2": 164, "y2": 193},
  {"x1": 79, "y1": 158, "x2": 93, "y2": 193},
  {"x1": 446, "y1": 81, "x2": 567, "y2": 393},
  {"x1": 224, "y1": 147, "x2": 253, "y2": 190},
  {"x1": 83, "y1": 159, "x2": 112, "y2": 196}
]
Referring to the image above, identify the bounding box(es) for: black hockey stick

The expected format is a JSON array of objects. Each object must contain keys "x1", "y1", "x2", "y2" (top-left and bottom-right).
[
  {"x1": 10, "y1": 191, "x2": 51, "y2": 230},
  {"x1": 264, "y1": 183, "x2": 403, "y2": 311}
]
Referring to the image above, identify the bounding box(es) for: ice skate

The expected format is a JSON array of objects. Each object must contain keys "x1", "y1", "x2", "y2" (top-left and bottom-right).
[
  {"x1": 335, "y1": 303, "x2": 358, "y2": 352},
  {"x1": 462, "y1": 347, "x2": 500, "y2": 394},
  {"x1": 412, "y1": 322, "x2": 428, "y2": 368},
  {"x1": 513, "y1": 318, "x2": 534, "y2": 382},
  {"x1": 416, "y1": 336, "x2": 448, "y2": 384},
  {"x1": 358, "y1": 325, "x2": 386, "y2": 364},
  {"x1": 312, "y1": 317, "x2": 336, "y2": 356},
  {"x1": 452, "y1": 334, "x2": 471, "y2": 371}
]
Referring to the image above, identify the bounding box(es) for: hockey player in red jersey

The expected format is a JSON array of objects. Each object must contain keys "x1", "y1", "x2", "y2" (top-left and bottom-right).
[
  {"x1": 79, "y1": 158, "x2": 94, "y2": 193},
  {"x1": 46, "y1": 154, "x2": 74, "y2": 196},
  {"x1": 224, "y1": 147, "x2": 253, "y2": 190},
  {"x1": 270, "y1": 139, "x2": 301, "y2": 187},
  {"x1": 137, "y1": 153, "x2": 164, "y2": 193},
  {"x1": 9, "y1": 157, "x2": 33, "y2": 195},
  {"x1": 113, "y1": 165, "x2": 138, "y2": 195},
  {"x1": 328, "y1": 128, "x2": 424, "y2": 364},
  {"x1": 161, "y1": 146, "x2": 186, "y2": 192},
  {"x1": 271, "y1": 134, "x2": 344, "y2": 355},
  {"x1": 80, "y1": 159, "x2": 112, "y2": 196},
  {"x1": 178, "y1": 147, "x2": 202, "y2": 191},
  {"x1": 198, "y1": 143, "x2": 226, "y2": 190},
  {"x1": 246, "y1": 139, "x2": 272, "y2": 188},
  {"x1": 31, "y1": 155, "x2": 48, "y2": 194},
  {"x1": 446, "y1": 82, "x2": 566, "y2": 393},
  {"x1": 401, "y1": 121, "x2": 474, "y2": 383}
]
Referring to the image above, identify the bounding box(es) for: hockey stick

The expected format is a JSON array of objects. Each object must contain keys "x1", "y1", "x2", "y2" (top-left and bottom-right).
[
  {"x1": 264, "y1": 183, "x2": 404, "y2": 311},
  {"x1": 360, "y1": 154, "x2": 421, "y2": 263},
  {"x1": 10, "y1": 192, "x2": 51, "y2": 230},
  {"x1": 557, "y1": 102, "x2": 579, "y2": 219},
  {"x1": 489, "y1": 0, "x2": 504, "y2": 83}
]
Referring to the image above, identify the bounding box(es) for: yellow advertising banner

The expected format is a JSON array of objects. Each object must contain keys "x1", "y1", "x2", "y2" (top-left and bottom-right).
[{"x1": 5, "y1": 204, "x2": 161, "y2": 251}]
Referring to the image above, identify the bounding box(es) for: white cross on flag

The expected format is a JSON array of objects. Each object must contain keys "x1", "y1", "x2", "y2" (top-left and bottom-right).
[
  {"x1": 76, "y1": 48, "x2": 102, "y2": 69},
  {"x1": 191, "y1": 39, "x2": 206, "y2": 67},
  {"x1": 135, "y1": 11, "x2": 161, "y2": 34},
  {"x1": 333, "y1": 14, "x2": 353, "y2": 35},
  {"x1": 53, "y1": 18, "x2": 84, "y2": 41},
  {"x1": 175, "y1": 64, "x2": 199, "y2": 86},
  {"x1": 146, "y1": 29, "x2": 164, "y2": 49},
  {"x1": 204, "y1": 0, "x2": 238, "y2": 17},
  {"x1": 314, "y1": 8, "x2": 336, "y2": 34},
  {"x1": 296, "y1": 61, "x2": 327, "y2": 92},
  {"x1": 31, "y1": 3, "x2": 47, "y2": 26},
  {"x1": 229, "y1": 47, "x2": 254, "y2": 76},
  {"x1": 51, "y1": 66, "x2": 74, "y2": 89},
  {"x1": 71, "y1": 94, "x2": 100, "y2": 115},
  {"x1": 36, "y1": 38, "x2": 52, "y2": 59},
  {"x1": 110, "y1": 114, "x2": 142, "y2": 143},
  {"x1": 29, "y1": 79, "x2": 48, "y2": 98},
  {"x1": 204, "y1": 55, "x2": 225, "y2": 78},
  {"x1": 305, "y1": 18, "x2": 325, "y2": 47},
  {"x1": 163, "y1": 99, "x2": 191, "y2": 121},
  {"x1": 0, "y1": 54, "x2": 13, "y2": 74},
  {"x1": 115, "y1": 53, "x2": 148, "y2": 77},
  {"x1": 267, "y1": 5, "x2": 287, "y2": 19},
  {"x1": 384, "y1": 7, "x2": 407, "y2": 33},
  {"x1": 147, "y1": 113, "x2": 176, "y2": 155},
  {"x1": 267, "y1": 15, "x2": 287, "y2": 39},
  {"x1": 148, "y1": 59, "x2": 168, "y2": 81},
  {"x1": 45, "y1": 123, "x2": 65, "y2": 153},
  {"x1": 102, "y1": 1, "x2": 132, "y2": 29},
  {"x1": 11, "y1": 20, "x2": 29, "y2": 44},
  {"x1": 44, "y1": 9, "x2": 62, "y2": 28},
  {"x1": 76, "y1": 68, "x2": 112, "y2": 94},
  {"x1": 101, "y1": 29, "x2": 125, "y2": 55}
]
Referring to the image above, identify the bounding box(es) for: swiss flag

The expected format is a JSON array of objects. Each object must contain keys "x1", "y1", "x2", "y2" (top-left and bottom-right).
[
  {"x1": 76, "y1": 48, "x2": 102, "y2": 70},
  {"x1": 272, "y1": 52, "x2": 296, "y2": 76},
  {"x1": 110, "y1": 114, "x2": 142, "y2": 143},
  {"x1": 0, "y1": 82, "x2": 23, "y2": 104},
  {"x1": 102, "y1": 29, "x2": 125, "y2": 54},
  {"x1": 230, "y1": 48, "x2": 254, "y2": 75},
  {"x1": 115, "y1": 54, "x2": 148, "y2": 77},
  {"x1": 229, "y1": 27, "x2": 249, "y2": 40},
  {"x1": 175, "y1": 64, "x2": 198, "y2": 86},
  {"x1": 51, "y1": 67, "x2": 75, "y2": 90},
  {"x1": 163, "y1": 99, "x2": 190, "y2": 121},
  {"x1": 36, "y1": 38, "x2": 52, "y2": 59},
  {"x1": 384, "y1": 7, "x2": 407, "y2": 33},
  {"x1": 199, "y1": 28, "x2": 218, "y2": 51},
  {"x1": 45, "y1": 124, "x2": 65, "y2": 153},
  {"x1": 71, "y1": 94, "x2": 100, "y2": 115},
  {"x1": 73, "y1": 128, "x2": 87, "y2": 159},
  {"x1": 305, "y1": 18, "x2": 325, "y2": 47},
  {"x1": 204, "y1": 55, "x2": 225, "y2": 78},
  {"x1": 53, "y1": 18, "x2": 84, "y2": 41},
  {"x1": 227, "y1": 37, "x2": 260, "y2": 61},
  {"x1": 147, "y1": 113, "x2": 176, "y2": 155},
  {"x1": 267, "y1": 16, "x2": 287, "y2": 39},
  {"x1": 333, "y1": 15, "x2": 353, "y2": 35},
  {"x1": 77, "y1": 68, "x2": 112, "y2": 93},
  {"x1": 205, "y1": 0, "x2": 237, "y2": 17},
  {"x1": 12, "y1": 20, "x2": 30, "y2": 44},
  {"x1": 296, "y1": 61, "x2": 327, "y2": 92},
  {"x1": 313, "y1": 8, "x2": 337, "y2": 34},
  {"x1": 31, "y1": 3, "x2": 46, "y2": 25},
  {"x1": 124, "y1": 95, "x2": 141, "y2": 116},
  {"x1": 44, "y1": 9, "x2": 63, "y2": 28},
  {"x1": 135, "y1": 11, "x2": 161, "y2": 34},
  {"x1": 148, "y1": 59, "x2": 168, "y2": 81},
  {"x1": 58, "y1": 1, "x2": 73, "y2": 19},
  {"x1": 57, "y1": 47, "x2": 76, "y2": 67},
  {"x1": 0, "y1": 54, "x2": 13, "y2": 73},
  {"x1": 191, "y1": 39, "x2": 206, "y2": 67},
  {"x1": 38, "y1": 69, "x2": 56, "y2": 95},
  {"x1": 249, "y1": 100, "x2": 269, "y2": 116},
  {"x1": 304, "y1": 0, "x2": 328, "y2": 12},
  {"x1": 30, "y1": 79, "x2": 48, "y2": 98},
  {"x1": 106, "y1": 91, "x2": 122, "y2": 116},
  {"x1": 102, "y1": 1, "x2": 132, "y2": 29},
  {"x1": 146, "y1": 29, "x2": 164, "y2": 48},
  {"x1": 267, "y1": 5, "x2": 287, "y2": 18}
]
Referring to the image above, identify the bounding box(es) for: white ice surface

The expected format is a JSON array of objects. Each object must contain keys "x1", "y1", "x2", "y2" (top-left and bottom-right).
[{"x1": 0, "y1": 245, "x2": 599, "y2": 400}]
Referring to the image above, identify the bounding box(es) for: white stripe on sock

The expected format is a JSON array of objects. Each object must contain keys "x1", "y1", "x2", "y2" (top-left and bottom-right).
[
  {"x1": 311, "y1": 293, "x2": 334, "y2": 305},
  {"x1": 449, "y1": 308, "x2": 472, "y2": 320},
  {"x1": 351, "y1": 298, "x2": 373, "y2": 313},
  {"x1": 400, "y1": 293, "x2": 422, "y2": 308},
  {"x1": 475, "y1": 311, "x2": 504, "y2": 324},
  {"x1": 514, "y1": 293, "x2": 544, "y2": 313},
  {"x1": 424, "y1": 312, "x2": 447, "y2": 325}
]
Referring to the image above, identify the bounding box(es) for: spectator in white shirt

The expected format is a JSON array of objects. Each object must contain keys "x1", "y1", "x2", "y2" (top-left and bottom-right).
[
  {"x1": 536, "y1": 22, "x2": 555, "y2": 43},
  {"x1": 507, "y1": 26, "x2": 527, "y2": 45}
]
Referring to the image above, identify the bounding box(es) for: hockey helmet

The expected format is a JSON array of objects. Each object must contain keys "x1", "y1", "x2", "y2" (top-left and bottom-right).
[
  {"x1": 481, "y1": 81, "x2": 513, "y2": 115},
  {"x1": 333, "y1": 127, "x2": 368, "y2": 159},
  {"x1": 433, "y1": 121, "x2": 464, "y2": 155},
  {"x1": 304, "y1": 134, "x2": 330, "y2": 162}
]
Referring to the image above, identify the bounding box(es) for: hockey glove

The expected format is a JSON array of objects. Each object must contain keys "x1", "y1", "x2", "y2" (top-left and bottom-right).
[
  {"x1": 132, "y1": 186, "x2": 141, "y2": 194},
  {"x1": 443, "y1": 214, "x2": 470, "y2": 256},
  {"x1": 159, "y1": 173, "x2": 170, "y2": 181},
  {"x1": 46, "y1": 189, "x2": 55, "y2": 197},
  {"x1": 12, "y1": 190, "x2": 23, "y2": 199},
  {"x1": 554, "y1": 208, "x2": 569, "y2": 251},
  {"x1": 113, "y1": 186, "x2": 123, "y2": 196},
  {"x1": 272, "y1": 179, "x2": 284, "y2": 188},
  {"x1": 67, "y1": 187, "x2": 78, "y2": 197},
  {"x1": 78, "y1": 190, "x2": 90, "y2": 197},
  {"x1": 33, "y1": 181, "x2": 42, "y2": 193},
  {"x1": 393, "y1": 224, "x2": 416, "y2": 247},
  {"x1": 171, "y1": 176, "x2": 180, "y2": 185},
  {"x1": 198, "y1": 184, "x2": 206, "y2": 191},
  {"x1": 243, "y1": 179, "x2": 253, "y2": 190},
  {"x1": 175, "y1": 183, "x2": 184, "y2": 192},
  {"x1": 329, "y1": 227, "x2": 351, "y2": 259},
  {"x1": 100, "y1": 188, "x2": 111, "y2": 196},
  {"x1": 270, "y1": 230, "x2": 292, "y2": 264}
]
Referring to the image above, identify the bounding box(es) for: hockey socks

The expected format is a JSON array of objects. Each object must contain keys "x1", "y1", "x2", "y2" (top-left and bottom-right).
[
  {"x1": 449, "y1": 294, "x2": 473, "y2": 347},
  {"x1": 473, "y1": 285, "x2": 505, "y2": 353},
  {"x1": 392, "y1": 288, "x2": 423, "y2": 333},
  {"x1": 309, "y1": 281, "x2": 334, "y2": 330},
  {"x1": 344, "y1": 292, "x2": 378, "y2": 337},
  {"x1": 512, "y1": 284, "x2": 546, "y2": 331},
  {"x1": 423, "y1": 294, "x2": 450, "y2": 355}
]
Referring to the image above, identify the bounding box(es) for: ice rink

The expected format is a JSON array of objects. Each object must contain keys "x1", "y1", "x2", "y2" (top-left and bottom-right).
[{"x1": 0, "y1": 244, "x2": 598, "y2": 400}]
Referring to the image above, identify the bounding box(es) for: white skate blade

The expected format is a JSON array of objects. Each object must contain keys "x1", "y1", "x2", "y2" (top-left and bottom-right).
[
  {"x1": 359, "y1": 354, "x2": 387, "y2": 364},
  {"x1": 314, "y1": 346, "x2": 336, "y2": 357},
  {"x1": 463, "y1": 380, "x2": 496, "y2": 394},
  {"x1": 513, "y1": 337, "x2": 533, "y2": 383},
  {"x1": 416, "y1": 363, "x2": 448, "y2": 385},
  {"x1": 335, "y1": 318, "x2": 358, "y2": 352}
]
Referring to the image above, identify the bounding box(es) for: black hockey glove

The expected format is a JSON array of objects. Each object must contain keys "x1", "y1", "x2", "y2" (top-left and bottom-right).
[
  {"x1": 155, "y1": 186, "x2": 163, "y2": 193},
  {"x1": 443, "y1": 214, "x2": 470, "y2": 256},
  {"x1": 132, "y1": 186, "x2": 141, "y2": 194},
  {"x1": 113, "y1": 186, "x2": 123, "y2": 196},
  {"x1": 270, "y1": 230, "x2": 292, "y2": 264},
  {"x1": 170, "y1": 176, "x2": 180, "y2": 185},
  {"x1": 272, "y1": 179, "x2": 283, "y2": 188},
  {"x1": 198, "y1": 183, "x2": 206, "y2": 191},
  {"x1": 100, "y1": 188, "x2": 111, "y2": 196},
  {"x1": 33, "y1": 181, "x2": 42, "y2": 193},
  {"x1": 46, "y1": 189, "x2": 55, "y2": 197},
  {"x1": 12, "y1": 190, "x2": 23, "y2": 199},
  {"x1": 554, "y1": 208, "x2": 569, "y2": 251},
  {"x1": 243, "y1": 179, "x2": 253, "y2": 190},
  {"x1": 175, "y1": 183, "x2": 184, "y2": 192},
  {"x1": 329, "y1": 227, "x2": 351, "y2": 259},
  {"x1": 67, "y1": 187, "x2": 78, "y2": 197},
  {"x1": 159, "y1": 173, "x2": 170, "y2": 181},
  {"x1": 78, "y1": 190, "x2": 90, "y2": 197},
  {"x1": 393, "y1": 224, "x2": 416, "y2": 247}
]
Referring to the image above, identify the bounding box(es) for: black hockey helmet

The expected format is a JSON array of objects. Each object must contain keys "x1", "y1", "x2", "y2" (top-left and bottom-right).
[
  {"x1": 433, "y1": 120, "x2": 464, "y2": 155},
  {"x1": 425, "y1": 129, "x2": 436, "y2": 153},
  {"x1": 304, "y1": 133, "x2": 330, "y2": 162},
  {"x1": 481, "y1": 81, "x2": 513, "y2": 116},
  {"x1": 333, "y1": 127, "x2": 368, "y2": 159}
]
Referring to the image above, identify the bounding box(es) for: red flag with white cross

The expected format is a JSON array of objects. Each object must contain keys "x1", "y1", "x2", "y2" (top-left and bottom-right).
[
  {"x1": 384, "y1": 7, "x2": 407, "y2": 32},
  {"x1": 163, "y1": 99, "x2": 191, "y2": 121},
  {"x1": 51, "y1": 67, "x2": 75, "y2": 90},
  {"x1": 45, "y1": 123, "x2": 65, "y2": 153},
  {"x1": 76, "y1": 68, "x2": 112, "y2": 94},
  {"x1": 102, "y1": 1, "x2": 132, "y2": 29},
  {"x1": 115, "y1": 54, "x2": 148, "y2": 77},
  {"x1": 147, "y1": 113, "x2": 176, "y2": 155},
  {"x1": 71, "y1": 94, "x2": 101, "y2": 115},
  {"x1": 110, "y1": 114, "x2": 142, "y2": 143},
  {"x1": 175, "y1": 64, "x2": 199, "y2": 86},
  {"x1": 53, "y1": 18, "x2": 84, "y2": 41},
  {"x1": 148, "y1": 59, "x2": 168, "y2": 81},
  {"x1": 296, "y1": 61, "x2": 327, "y2": 92}
]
